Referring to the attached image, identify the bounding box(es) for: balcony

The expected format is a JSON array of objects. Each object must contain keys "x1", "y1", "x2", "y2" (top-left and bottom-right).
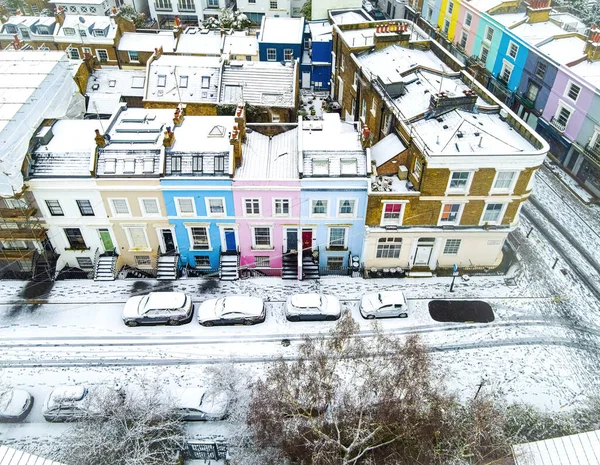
[
  {"x1": 0, "y1": 228, "x2": 46, "y2": 240},
  {"x1": 177, "y1": 2, "x2": 195, "y2": 10},
  {"x1": 0, "y1": 207, "x2": 37, "y2": 219},
  {"x1": 154, "y1": 1, "x2": 172, "y2": 10},
  {"x1": 550, "y1": 116, "x2": 567, "y2": 133},
  {"x1": 585, "y1": 142, "x2": 600, "y2": 165}
]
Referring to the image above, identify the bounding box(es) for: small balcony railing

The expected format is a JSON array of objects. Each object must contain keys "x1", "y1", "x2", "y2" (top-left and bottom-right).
[
  {"x1": 154, "y1": 1, "x2": 172, "y2": 10},
  {"x1": 585, "y1": 142, "x2": 600, "y2": 165},
  {"x1": 550, "y1": 116, "x2": 567, "y2": 133}
]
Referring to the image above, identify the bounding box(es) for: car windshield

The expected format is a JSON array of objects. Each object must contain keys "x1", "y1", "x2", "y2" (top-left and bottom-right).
[{"x1": 139, "y1": 296, "x2": 150, "y2": 311}]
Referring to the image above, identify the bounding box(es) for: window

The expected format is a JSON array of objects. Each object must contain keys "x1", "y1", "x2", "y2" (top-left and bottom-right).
[
  {"x1": 443, "y1": 19, "x2": 450, "y2": 33},
  {"x1": 64, "y1": 228, "x2": 87, "y2": 249},
  {"x1": 493, "y1": 171, "x2": 517, "y2": 191},
  {"x1": 376, "y1": 237, "x2": 402, "y2": 258},
  {"x1": 327, "y1": 256, "x2": 344, "y2": 269},
  {"x1": 157, "y1": 75, "x2": 166, "y2": 87},
  {"x1": 525, "y1": 81, "x2": 540, "y2": 103},
  {"x1": 171, "y1": 156, "x2": 182, "y2": 172},
  {"x1": 304, "y1": 38, "x2": 310, "y2": 50},
  {"x1": 69, "y1": 5, "x2": 76, "y2": 11},
  {"x1": 253, "y1": 227, "x2": 272, "y2": 247},
  {"x1": 192, "y1": 156, "x2": 203, "y2": 172},
  {"x1": 353, "y1": 72, "x2": 358, "y2": 89},
  {"x1": 96, "y1": 49, "x2": 108, "y2": 62},
  {"x1": 201, "y1": 76, "x2": 210, "y2": 88},
  {"x1": 328, "y1": 227, "x2": 346, "y2": 249},
  {"x1": 566, "y1": 82, "x2": 581, "y2": 102},
  {"x1": 553, "y1": 105, "x2": 572, "y2": 131},
  {"x1": 535, "y1": 61, "x2": 547, "y2": 79},
  {"x1": 338, "y1": 199, "x2": 355, "y2": 216},
  {"x1": 439, "y1": 204, "x2": 461, "y2": 224},
  {"x1": 4, "y1": 198, "x2": 27, "y2": 209},
  {"x1": 82, "y1": 47, "x2": 92, "y2": 57},
  {"x1": 190, "y1": 227, "x2": 209, "y2": 249},
  {"x1": 500, "y1": 61, "x2": 513, "y2": 83},
  {"x1": 207, "y1": 0, "x2": 218, "y2": 5},
  {"x1": 465, "y1": 12, "x2": 473, "y2": 27},
  {"x1": 76, "y1": 257, "x2": 94, "y2": 269},
  {"x1": 371, "y1": 97, "x2": 377, "y2": 116},
  {"x1": 135, "y1": 255, "x2": 152, "y2": 267},
  {"x1": 361, "y1": 99, "x2": 366, "y2": 121},
  {"x1": 267, "y1": 48, "x2": 276, "y2": 61},
  {"x1": 311, "y1": 200, "x2": 327, "y2": 216},
  {"x1": 508, "y1": 41, "x2": 519, "y2": 59},
  {"x1": 245, "y1": 199, "x2": 260, "y2": 215},
  {"x1": 284, "y1": 49, "x2": 293, "y2": 61},
  {"x1": 413, "y1": 158, "x2": 422, "y2": 180},
  {"x1": 93, "y1": 29, "x2": 105, "y2": 37},
  {"x1": 68, "y1": 48, "x2": 80, "y2": 59},
  {"x1": 382, "y1": 203, "x2": 403, "y2": 226},
  {"x1": 194, "y1": 256, "x2": 211, "y2": 267},
  {"x1": 63, "y1": 27, "x2": 75, "y2": 36},
  {"x1": 340, "y1": 55, "x2": 345, "y2": 71},
  {"x1": 447, "y1": 1, "x2": 454, "y2": 14},
  {"x1": 255, "y1": 256, "x2": 270, "y2": 268},
  {"x1": 45, "y1": 200, "x2": 64, "y2": 216},
  {"x1": 274, "y1": 199, "x2": 290, "y2": 215},
  {"x1": 214, "y1": 155, "x2": 225, "y2": 173},
  {"x1": 110, "y1": 199, "x2": 130, "y2": 216},
  {"x1": 270, "y1": 0, "x2": 277, "y2": 8},
  {"x1": 132, "y1": 76, "x2": 145, "y2": 88},
  {"x1": 443, "y1": 239, "x2": 461, "y2": 255},
  {"x1": 176, "y1": 198, "x2": 195, "y2": 216},
  {"x1": 482, "y1": 203, "x2": 505, "y2": 223},
  {"x1": 207, "y1": 198, "x2": 225, "y2": 215},
  {"x1": 179, "y1": 75, "x2": 188, "y2": 88},
  {"x1": 485, "y1": 26, "x2": 494, "y2": 42},
  {"x1": 79, "y1": 6, "x2": 87, "y2": 12},
  {"x1": 140, "y1": 198, "x2": 160, "y2": 216},
  {"x1": 459, "y1": 31, "x2": 468, "y2": 48},
  {"x1": 1, "y1": 240, "x2": 28, "y2": 249},
  {"x1": 480, "y1": 44, "x2": 489, "y2": 64},
  {"x1": 89, "y1": 6, "x2": 96, "y2": 12},
  {"x1": 79, "y1": 29, "x2": 86, "y2": 37},
  {"x1": 4, "y1": 25, "x2": 17, "y2": 34},
  {"x1": 76, "y1": 200, "x2": 94, "y2": 216},
  {"x1": 449, "y1": 171, "x2": 470, "y2": 191}
]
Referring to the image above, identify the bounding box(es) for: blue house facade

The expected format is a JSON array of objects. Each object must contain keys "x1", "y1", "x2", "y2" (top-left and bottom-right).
[
  {"x1": 489, "y1": 25, "x2": 529, "y2": 106},
  {"x1": 258, "y1": 16, "x2": 304, "y2": 63},
  {"x1": 300, "y1": 20, "x2": 333, "y2": 89}
]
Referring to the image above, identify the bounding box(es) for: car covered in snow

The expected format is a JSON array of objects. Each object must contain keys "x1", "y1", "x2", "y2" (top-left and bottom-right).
[
  {"x1": 359, "y1": 291, "x2": 408, "y2": 319},
  {"x1": 123, "y1": 292, "x2": 194, "y2": 327},
  {"x1": 197, "y1": 296, "x2": 265, "y2": 326},
  {"x1": 172, "y1": 388, "x2": 229, "y2": 421},
  {"x1": 285, "y1": 293, "x2": 341, "y2": 321},
  {"x1": 42, "y1": 385, "x2": 91, "y2": 422},
  {"x1": 0, "y1": 389, "x2": 33, "y2": 422}
]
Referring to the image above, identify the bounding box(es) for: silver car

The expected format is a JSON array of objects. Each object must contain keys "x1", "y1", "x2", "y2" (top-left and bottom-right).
[
  {"x1": 197, "y1": 296, "x2": 266, "y2": 326},
  {"x1": 42, "y1": 385, "x2": 90, "y2": 422},
  {"x1": 359, "y1": 291, "x2": 408, "y2": 319},
  {"x1": 285, "y1": 294, "x2": 341, "y2": 321},
  {"x1": 0, "y1": 389, "x2": 33, "y2": 422},
  {"x1": 172, "y1": 388, "x2": 229, "y2": 421},
  {"x1": 123, "y1": 292, "x2": 194, "y2": 327}
]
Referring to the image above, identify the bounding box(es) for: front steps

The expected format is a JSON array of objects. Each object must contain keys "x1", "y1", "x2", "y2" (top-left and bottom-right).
[
  {"x1": 94, "y1": 254, "x2": 117, "y2": 281},
  {"x1": 220, "y1": 253, "x2": 239, "y2": 281}
]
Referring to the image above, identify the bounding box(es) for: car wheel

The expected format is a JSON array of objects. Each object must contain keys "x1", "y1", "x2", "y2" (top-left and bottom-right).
[
  {"x1": 202, "y1": 321, "x2": 214, "y2": 327},
  {"x1": 125, "y1": 320, "x2": 137, "y2": 327},
  {"x1": 366, "y1": 314, "x2": 375, "y2": 320},
  {"x1": 326, "y1": 315, "x2": 337, "y2": 321},
  {"x1": 399, "y1": 313, "x2": 408, "y2": 318},
  {"x1": 288, "y1": 315, "x2": 300, "y2": 322},
  {"x1": 243, "y1": 319, "x2": 254, "y2": 326},
  {"x1": 168, "y1": 319, "x2": 180, "y2": 326}
]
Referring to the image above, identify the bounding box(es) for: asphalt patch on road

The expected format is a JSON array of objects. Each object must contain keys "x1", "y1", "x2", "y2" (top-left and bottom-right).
[
  {"x1": 130, "y1": 281, "x2": 152, "y2": 295},
  {"x1": 429, "y1": 300, "x2": 494, "y2": 323},
  {"x1": 7, "y1": 303, "x2": 42, "y2": 318},
  {"x1": 20, "y1": 281, "x2": 54, "y2": 300},
  {"x1": 199, "y1": 278, "x2": 220, "y2": 293}
]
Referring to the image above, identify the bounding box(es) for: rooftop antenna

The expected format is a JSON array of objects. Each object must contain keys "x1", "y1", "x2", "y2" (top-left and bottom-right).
[
  {"x1": 92, "y1": 101, "x2": 105, "y2": 133},
  {"x1": 173, "y1": 65, "x2": 183, "y2": 104},
  {"x1": 439, "y1": 63, "x2": 446, "y2": 94}
]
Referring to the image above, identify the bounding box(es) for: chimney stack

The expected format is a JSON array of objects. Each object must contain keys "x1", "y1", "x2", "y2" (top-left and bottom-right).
[
  {"x1": 173, "y1": 16, "x2": 183, "y2": 40},
  {"x1": 55, "y1": 6, "x2": 65, "y2": 26},
  {"x1": 173, "y1": 103, "x2": 186, "y2": 127},
  {"x1": 154, "y1": 46, "x2": 164, "y2": 59},
  {"x1": 95, "y1": 129, "x2": 107, "y2": 148},
  {"x1": 234, "y1": 104, "x2": 246, "y2": 142},
  {"x1": 361, "y1": 124, "x2": 372, "y2": 148},
  {"x1": 230, "y1": 124, "x2": 242, "y2": 168},
  {"x1": 585, "y1": 25, "x2": 600, "y2": 62},
  {"x1": 163, "y1": 126, "x2": 175, "y2": 147},
  {"x1": 525, "y1": 0, "x2": 552, "y2": 24}
]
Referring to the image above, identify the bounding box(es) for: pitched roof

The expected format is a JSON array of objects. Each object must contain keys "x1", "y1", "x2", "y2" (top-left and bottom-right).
[
  {"x1": 237, "y1": 127, "x2": 299, "y2": 179},
  {"x1": 85, "y1": 68, "x2": 146, "y2": 97},
  {"x1": 118, "y1": 31, "x2": 176, "y2": 52}
]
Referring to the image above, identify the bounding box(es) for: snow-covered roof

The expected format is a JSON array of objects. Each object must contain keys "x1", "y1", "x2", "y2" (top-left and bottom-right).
[
  {"x1": 86, "y1": 93, "x2": 122, "y2": 115},
  {"x1": 259, "y1": 17, "x2": 304, "y2": 44},
  {"x1": 537, "y1": 36, "x2": 587, "y2": 65},
  {"x1": 31, "y1": 120, "x2": 100, "y2": 177},
  {"x1": 222, "y1": 32, "x2": 259, "y2": 57},
  {"x1": 462, "y1": 0, "x2": 505, "y2": 12},
  {"x1": 512, "y1": 429, "x2": 600, "y2": 465},
  {"x1": 329, "y1": 9, "x2": 372, "y2": 25},
  {"x1": 50, "y1": 0, "x2": 104, "y2": 4},
  {"x1": 0, "y1": 445, "x2": 65, "y2": 465},
  {"x1": 0, "y1": 51, "x2": 84, "y2": 196},
  {"x1": 340, "y1": 23, "x2": 428, "y2": 48},
  {"x1": 219, "y1": 61, "x2": 296, "y2": 108},
  {"x1": 237, "y1": 127, "x2": 298, "y2": 179},
  {"x1": 493, "y1": 12, "x2": 527, "y2": 27},
  {"x1": 371, "y1": 133, "x2": 407, "y2": 167},
  {"x1": 550, "y1": 13, "x2": 587, "y2": 33},
  {"x1": 290, "y1": 293, "x2": 321, "y2": 308},
  {"x1": 0, "y1": 16, "x2": 57, "y2": 36},
  {"x1": 55, "y1": 15, "x2": 117, "y2": 41},
  {"x1": 145, "y1": 55, "x2": 221, "y2": 104},
  {"x1": 308, "y1": 20, "x2": 332, "y2": 43},
  {"x1": 569, "y1": 59, "x2": 600, "y2": 89},
  {"x1": 118, "y1": 31, "x2": 175, "y2": 52},
  {"x1": 508, "y1": 20, "x2": 569, "y2": 46},
  {"x1": 85, "y1": 68, "x2": 147, "y2": 97},
  {"x1": 176, "y1": 30, "x2": 223, "y2": 55},
  {"x1": 145, "y1": 292, "x2": 186, "y2": 310}
]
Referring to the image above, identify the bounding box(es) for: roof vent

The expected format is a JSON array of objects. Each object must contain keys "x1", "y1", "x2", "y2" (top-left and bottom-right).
[{"x1": 499, "y1": 109, "x2": 508, "y2": 121}]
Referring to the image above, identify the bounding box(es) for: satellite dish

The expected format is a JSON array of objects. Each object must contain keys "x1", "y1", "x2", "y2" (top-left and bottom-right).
[{"x1": 79, "y1": 16, "x2": 85, "y2": 23}]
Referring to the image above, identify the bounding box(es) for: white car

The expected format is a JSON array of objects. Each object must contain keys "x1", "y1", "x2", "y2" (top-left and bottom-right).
[
  {"x1": 285, "y1": 294, "x2": 341, "y2": 321},
  {"x1": 197, "y1": 296, "x2": 265, "y2": 326},
  {"x1": 172, "y1": 388, "x2": 229, "y2": 421},
  {"x1": 123, "y1": 292, "x2": 194, "y2": 326},
  {"x1": 42, "y1": 385, "x2": 90, "y2": 422},
  {"x1": 0, "y1": 389, "x2": 33, "y2": 422},
  {"x1": 359, "y1": 291, "x2": 408, "y2": 319}
]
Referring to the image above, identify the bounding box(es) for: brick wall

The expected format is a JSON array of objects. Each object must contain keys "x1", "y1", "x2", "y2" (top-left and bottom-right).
[{"x1": 143, "y1": 101, "x2": 218, "y2": 116}]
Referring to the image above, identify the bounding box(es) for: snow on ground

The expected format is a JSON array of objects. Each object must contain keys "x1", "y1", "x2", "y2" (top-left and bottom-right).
[{"x1": 543, "y1": 160, "x2": 595, "y2": 204}]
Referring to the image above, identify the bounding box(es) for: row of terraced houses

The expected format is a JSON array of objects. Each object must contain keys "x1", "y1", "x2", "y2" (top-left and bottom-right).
[{"x1": 0, "y1": 12, "x2": 550, "y2": 282}]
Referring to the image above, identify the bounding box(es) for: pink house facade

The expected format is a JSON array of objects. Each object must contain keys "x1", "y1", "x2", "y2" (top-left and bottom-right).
[{"x1": 233, "y1": 126, "x2": 301, "y2": 275}]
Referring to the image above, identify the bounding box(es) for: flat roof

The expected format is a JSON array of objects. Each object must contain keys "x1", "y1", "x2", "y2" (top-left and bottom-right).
[
  {"x1": 537, "y1": 36, "x2": 587, "y2": 65},
  {"x1": 223, "y1": 31, "x2": 259, "y2": 56},
  {"x1": 569, "y1": 59, "x2": 600, "y2": 89},
  {"x1": 85, "y1": 68, "x2": 147, "y2": 97},
  {"x1": 237, "y1": 127, "x2": 298, "y2": 179},
  {"x1": 308, "y1": 20, "x2": 332, "y2": 42},
  {"x1": 259, "y1": 16, "x2": 304, "y2": 44},
  {"x1": 171, "y1": 115, "x2": 235, "y2": 153},
  {"x1": 176, "y1": 31, "x2": 223, "y2": 55},
  {"x1": 118, "y1": 31, "x2": 175, "y2": 52},
  {"x1": 509, "y1": 20, "x2": 568, "y2": 46},
  {"x1": 340, "y1": 24, "x2": 428, "y2": 48},
  {"x1": 329, "y1": 9, "x2": 373, "y2": 25}
]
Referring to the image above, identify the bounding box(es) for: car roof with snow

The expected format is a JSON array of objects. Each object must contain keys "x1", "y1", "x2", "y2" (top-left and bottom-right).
[
  {"x1": 362, "y1": 291, "x2": 406, "y2": 308},
  {"x1": 45, "y1": 385, "x2": 87, "y2": 410},
  {"x1": 221, "y1": 296, "x2": 263, "y2": 314},
  {"x1": 144, "y1": 292, "x2": 187, "y2": 310},
  {"x1": 290, "y1": 294, "x2": 322, "y2": 308},
  {"x1": 0, "y1": 390, "x2": 29, "y2": 416}
]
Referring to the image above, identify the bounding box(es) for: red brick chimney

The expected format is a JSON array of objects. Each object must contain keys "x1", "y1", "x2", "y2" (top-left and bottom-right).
[
  {"x1": 526, "y1": 0, "x2": 552, "y2": 24},
  {"x1": 586, "y1": 25, "x2": 600, "y2": 62},
  {"x1": 234, "y1": 104, "x2": 246, "y2": 142},
  {"x1": 95, "y1": 129, "x2": 107, "y2": 147},
  {"x1": 173, "y1": 103, "x2": 186, "y2": 127},
  {"x1": 163, "y1": 126, "x2": 175, "y2": 147}
]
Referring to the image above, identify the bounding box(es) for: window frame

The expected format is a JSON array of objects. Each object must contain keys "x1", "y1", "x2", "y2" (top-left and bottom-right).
[
  {"x1": 188, "y1": 225, "x2": 211, "y2": 250},
  {"x1": 490, "y1": 170, "x2": 519, "y2": 194},
  {"x1": 480, "y1": 202, "x2": 508, "y2": 225},
  {"x1": 446, "y1": 171, "x2": 473, "y2": 194},
  {"x1": 76, "y1": 199, "x2": 95, "y2": 217},
  {"x1": 376, "y1": 237, "x2": 402, "y2": 259},
  {"x1": 535, "y1": 61, "x2": 547, "y2": 79},
  {"x1": 175, "y1": 197, "x2": 196, "y2": 217},
  {"x1": 96, "y1": 49, "x2": 109, "y2": 63},
  {"x1": 507, "y1": 41, "x2": 519, "y2": 60},
  {"x1": 139, "y1": 198, "x2": 161, "y2": 217},
  {"x1": 459, "y1": 30, "x2": 468, "y2": 49},
  {"x1": 465, "y1": 12, "x2": 473, "y2": 28},
  {"x1": 108, "y1": 198, "x2": 131, "y2": 217},
  {"x1": 310, "y1": 199, "x2": 328, "y2": 217},
  {"x1": 45, "y1": 199, "x2": 64, "y2": 216},
  {"x1": 479, "y1": 43, "x2": 489, "y2": 65},
  {"x1": 443, "y1": 238, "x2": 462, "y2": 255},
  {"x1": 273, "y1": 198, "x2": 290, "y2": 217},
  {"x1": 64, "y1": 228, "x2": 87, "y2": 250},
  {"x1": 500, "y1": 60, "x2": 513, "y2": 83},
  {"x1": 251, "y1": 226, "x2": 273, "y2": 249},
  {"x1": 380, "y1": 201, "x2": 405, "y2": 226},
  {"x1": 283, "y1": 48, "x2": 293, "y2": 61},
  {"x1": 205, "y1": 197, "x2": 226, "y2": 217},
  {"x1": 266, "y1": 48, "x2": 276, "y2": 61},
  {"x1": 484, "y1": 25, "x2": 494, "y2": 43},
  {"x1": 565, "y1": 80, "x2": 582, "y2": 103},
  {"x1": 437, "y1": 203, "x2": 464, "y2": 226},
  {"x1": 123, "y1": 226, "x2": 150, "y2": 251},
  {"x1": 554, "y1": 102, "x2": 573, "y2": 130},
  {"x1": 327, "y1": 227, "x2": 348, "y2": 250},
  {"x1": 337, "y1": 199, "x2": 356, "y2": 218},
  {"x1": 243, "y1": 198, "x2": 261, "y2": 217}
]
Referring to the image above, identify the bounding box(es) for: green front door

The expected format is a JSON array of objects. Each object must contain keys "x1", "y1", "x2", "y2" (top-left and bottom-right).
[{"x1": 99, "y1": 229, "x2": 114, "y2": 252}]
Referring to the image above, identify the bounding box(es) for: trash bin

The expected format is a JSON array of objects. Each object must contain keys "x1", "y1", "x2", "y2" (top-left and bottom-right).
[{"x1": 351, "y1": 256, "x2": 360, "y2": 278}]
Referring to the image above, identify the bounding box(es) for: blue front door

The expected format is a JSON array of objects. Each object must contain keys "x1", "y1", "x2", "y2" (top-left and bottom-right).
[{"x1": 225, "y1": 229, "x2": 236, "y2": 251}]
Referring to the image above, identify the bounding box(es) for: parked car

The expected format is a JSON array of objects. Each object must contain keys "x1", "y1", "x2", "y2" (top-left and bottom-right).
[
  {"x1": 0, "y1": 389, "x2": 33, "y2": 422},
  {"x1": 285, "y1": 294, "x2": 341, "y2": 321},
  {"x1": 197, "y1": 296, "x2": 265, "y2": 326},
  {"x1": 172, "y1": 388, "x2": 229, "y2": 421},
  {"x1": 369, "y1": 9, "x2": 387, "y2": 20},
  {"x1": 123, "y1": 292, "x2": 194, "y2": 327},
  {"x1": 42, "y1": 385, "x2": 90, "y2": 422},
  {"x1": 359, "y1": 291, "x2": 408, "y2": 319}
]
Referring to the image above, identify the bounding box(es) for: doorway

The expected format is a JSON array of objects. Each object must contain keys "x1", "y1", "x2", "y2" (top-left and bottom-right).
[
  {"x1": 302, "y1": 72, "x2": 311, "y2": 89},
  {"x1": 161, "y1": 229, "x2": 176, "y2": 253},
  {"x1": 302, "y1": 229, "x2": 313, "y2": 256},
  {"x1": 286, "y1": 229, "x2": 298, "y2": 253},
  {"x1": 414, "y1": 238, "x2": 435, "y2": 266},
  {"x1": 224, "y1": 228, "x2": 236, "y2": 251},
  {"x1": 98, "y1": 229, "x2": 114, "y2": 252}
]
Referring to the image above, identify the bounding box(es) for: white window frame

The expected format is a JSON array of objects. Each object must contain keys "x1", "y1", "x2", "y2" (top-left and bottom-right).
[
  {"x1": 376, "y1": 237, "x2": 402, "y2": 259},
  {"x1": 205, "y1": 197, "x2": 226, "y2": 217},
  {"x1": 484, "y1": 25, "x2": 494, "y2": 43},
  {"x1": 507, "y1": 41, "x2": 519, "y2": 60},
  {"x1": 134, "y1": 255, "x2": 152, "y2": 268},
  {"x1": 564, "y1": 80, "x2": 582, "y2": 103},
  {"x1": 459, "y1": 30, "x2": 468, "y2": 49},
  {"x1": 479, "y1": 202, "x2": 509, "y2": 226},
  {"x1": 340, "y1": 54, "x2": 345, "y2": 71},
  {"x1": 360, "y1": 99, "x2": 366, "y2": 122},
  {"x1": 187, "y1": 225, "x2": 211, "y2": 251},
  {"x1": 128, "y1": 51, "x2": 139, "y2": 62},
  {"x1": 490, "y1": 170, "x2": 519, "y2": 194},
  {"x1": 446, "y1": 171, "x2": 474, "y2": 195},
  {"x1": 447, "y1": 1, "x2": 454, "y2": 15},
  {"x1": 500, "y1": 60, "x2": 513, "y2": 83},
  {"x1": 82, "y1": 46, "x2": 92, "y2": 56},
  {"x1": 443, "y1": 238, "x2": 462, "y2": 255},
  {"x1": 68, "y1": 47, "x2": 80, "y2": 59},
  {"x1": 108, "y1": 198, "x2": 131, "y2": 217},
  {"x1": 175, "y1": 197, "x2": 196, "y2": 217},
  {"x1": 480, "y1": 44, "x2": 489, "y2": 65},
  {"x1": 327, "y1": 227, "x2": 348, "y2": 249},
  {"x1": 283, "y1": 48, "x2": 293, "y2": 61},
  {"x1": 251, "y1": 225, "x2": 273, "y2": 250},
  {"x1": 266, "y1": 48, "x2": 276, "y2": 61},
  {"x1": 437, "y1": 202, "x2": 465, "y2": 226},
  {"x1": 123, "y1": 225, "x2": 151, "y2": 251},
  {"x1": 337, "y1": 199, "x2": 357, "y2": 218},
  {"x1": 310, "y1": 199, "x2": 328, "y2": 218},
  {"x1": 96, "y1": 49, "x2": 109, "y2": 62},
  {"x1": 380, "y1": 201, "x2": 406, "y2": 226},
  {"x1": 443, "y1": 19, "x2": 450, "y2": 34},
  {"x1": 273, "y1": 198, "x2": 290, "y2": 217},
  {"x1": 554, "y1": 101, "x2": 574, "y2": 130},
  {"x1": 371, "y1": 97, "x2": 377, "y2": 116},
  {"x1": 139, "y1": 198, "x2": 161, "y2": 217},
  {"x1": 243, "y1": 198, "x2": 261, "y2": 217},
  {"x1": 465, "y1": 12, "x2": 473, "y2": 28},
  {"x1": 353, "y1": 72, "x2": 358, "y2": 91}
]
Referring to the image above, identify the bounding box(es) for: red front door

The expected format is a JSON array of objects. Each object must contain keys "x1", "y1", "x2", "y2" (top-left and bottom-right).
[{"x1": 302, "y1": 230, "x2": 312, "y2": 254}]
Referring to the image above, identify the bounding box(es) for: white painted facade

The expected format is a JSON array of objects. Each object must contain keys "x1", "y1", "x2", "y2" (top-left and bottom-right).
[
  {"x1": 148, "y1": 0, "x2": 232, "y2": 28},
  {"x1": 312, "y1": 0, "x2": 362, "y2": 20},
  {"x1": 236, "y1": 0, "x2": 303, "y2": 19},
  {"x1": 49, "y1": 0, "x2": 113, "y2": 16}
]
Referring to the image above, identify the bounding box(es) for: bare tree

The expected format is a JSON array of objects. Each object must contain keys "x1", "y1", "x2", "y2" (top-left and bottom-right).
[
  {"x1": 245, "y1": 313, "x2": 514, "y2": 465},
  {"x1": 49, "y1": 378, "x2": 185, "y2": 465}
]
